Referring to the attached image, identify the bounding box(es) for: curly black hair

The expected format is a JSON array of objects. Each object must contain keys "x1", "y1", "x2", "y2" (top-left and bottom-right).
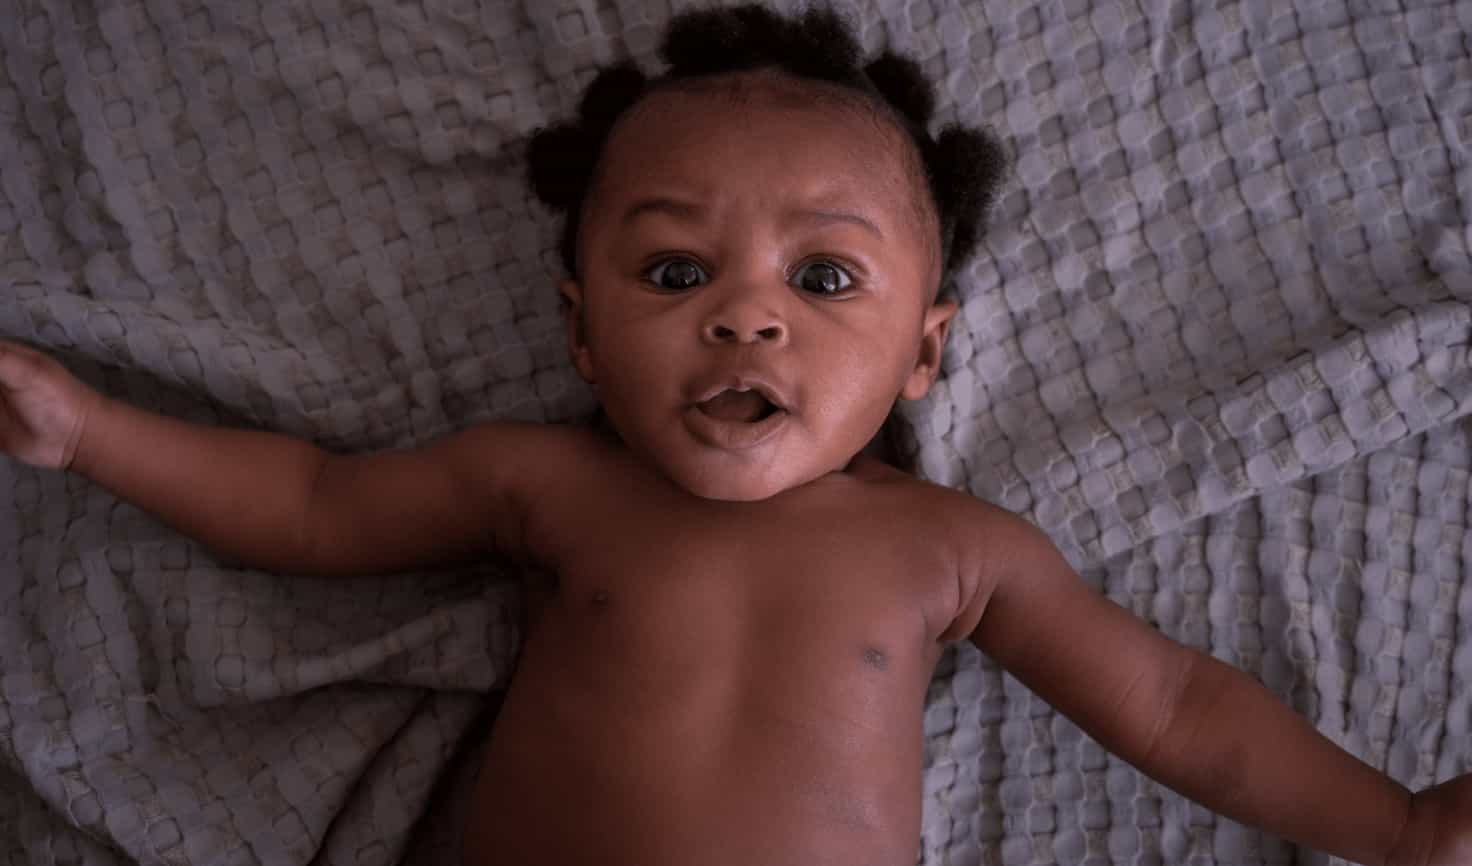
[{"x1": 526, "y1": 3, "x2": 1008, "y2": 296}]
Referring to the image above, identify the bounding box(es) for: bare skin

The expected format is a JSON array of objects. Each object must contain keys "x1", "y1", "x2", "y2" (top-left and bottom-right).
[
  {"x1": 464, "y1": 433, "x2": 958, "y2": 866},
  {"x1": 1, "y1": 70, "x2": 1469, "y2": 866}
]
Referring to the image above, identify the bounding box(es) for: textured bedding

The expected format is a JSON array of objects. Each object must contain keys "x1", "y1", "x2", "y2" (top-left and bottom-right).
[{"x1": 2, "y1": 0, "x2": 1470, "y2": 864}]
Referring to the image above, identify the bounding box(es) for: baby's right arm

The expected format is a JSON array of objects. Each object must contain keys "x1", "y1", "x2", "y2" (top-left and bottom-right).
[{"x1": 0, "y1": 339, "x2": 540, "y2": 576}]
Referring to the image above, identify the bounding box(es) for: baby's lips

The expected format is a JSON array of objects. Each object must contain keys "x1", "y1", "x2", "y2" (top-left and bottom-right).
[
  {"x1": 696, "y1": 389, "x2": 776, "y2": 422},
  {"x1": 688, "y1": 372, "x2": 791, "y2": 414}
]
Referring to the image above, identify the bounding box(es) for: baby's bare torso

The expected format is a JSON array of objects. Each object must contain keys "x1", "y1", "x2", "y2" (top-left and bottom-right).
[{"x1": 461, "y1": 431, "x2": 982, "y2": 866}]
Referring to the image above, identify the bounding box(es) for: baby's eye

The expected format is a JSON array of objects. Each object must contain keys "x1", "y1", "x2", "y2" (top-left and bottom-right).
[
  {"x1": 645, "y1": 258, "x2": 708, "y2": 291},
  {"x1": 791, "y1": 260, "x2": 852, "y2": 296}
]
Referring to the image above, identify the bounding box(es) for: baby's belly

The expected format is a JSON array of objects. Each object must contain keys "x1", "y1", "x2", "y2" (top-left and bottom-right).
[{"x1": 461, "y1": 618, "x2": 929, "y2": 866}]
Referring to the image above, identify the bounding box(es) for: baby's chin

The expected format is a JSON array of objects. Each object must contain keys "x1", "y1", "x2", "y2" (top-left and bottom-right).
[
  {"x1": 596, "y1": 409, "x2": 868, "y2": 501},
  {"x1": 675, "y1": 473, "x2": 792, "y2": 503},
  {"x1": 657, "y1": 453, "x2": 848, "y2": 502}
]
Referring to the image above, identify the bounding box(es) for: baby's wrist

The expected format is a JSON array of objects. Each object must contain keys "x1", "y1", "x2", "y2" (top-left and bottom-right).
[{"x1": 64, "y1": 388, "x2": 107, "y2": 474}]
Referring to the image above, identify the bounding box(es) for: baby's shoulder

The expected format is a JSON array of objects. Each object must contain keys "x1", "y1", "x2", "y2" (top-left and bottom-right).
[
  {"x1": 847, "y1": 458, "x2": 1016, "y2": 538},
  {"x1": 481, "y1": 419, "x2": 623, "y2": 502},
  {"x1": 848, "y1": 470, "x2": 1064, "y2": 639},
  {"x1": 477, "y1": 420, "x2": 653, "y2": 561},
  {"x1": 830, "y1": 460, "x2": 1024, "y2": 559}
]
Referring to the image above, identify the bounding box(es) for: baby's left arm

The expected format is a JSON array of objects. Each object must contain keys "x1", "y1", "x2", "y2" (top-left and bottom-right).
[{"x1": 955, "y1": 506, "x2": 1471, "y2": 865}]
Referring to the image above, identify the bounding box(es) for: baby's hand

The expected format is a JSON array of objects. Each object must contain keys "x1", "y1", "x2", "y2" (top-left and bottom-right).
[
  {"x1": 0, "y1": 339, "x2": 102, "y2": 470},
  {"x1": 1393, "y1": 774, "x2": 1472, "y2": 866}
]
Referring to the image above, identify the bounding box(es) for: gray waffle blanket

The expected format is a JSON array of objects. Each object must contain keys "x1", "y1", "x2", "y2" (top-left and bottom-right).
[{"x1": 2, "y1": 1, "x2": 1469, "y2": 864}]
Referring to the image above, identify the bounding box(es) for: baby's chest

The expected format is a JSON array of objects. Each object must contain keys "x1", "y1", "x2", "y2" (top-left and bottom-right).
[{"x1": 535, "y1": 520, "x2": 952, "y2": 693}]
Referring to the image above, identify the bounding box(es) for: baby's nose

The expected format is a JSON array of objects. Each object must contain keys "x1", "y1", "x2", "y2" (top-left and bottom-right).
[{"x1": 701, "y1": 312, "x2": 787, "y2": 345}]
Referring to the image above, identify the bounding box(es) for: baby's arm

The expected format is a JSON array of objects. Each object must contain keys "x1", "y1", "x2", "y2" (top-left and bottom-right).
[
  {"x1": 0, "y1": 339, "x2": 541, "y2": 575},
  {"x1": 957, "y1": 506, "x2": 1470, "y2": 865}
]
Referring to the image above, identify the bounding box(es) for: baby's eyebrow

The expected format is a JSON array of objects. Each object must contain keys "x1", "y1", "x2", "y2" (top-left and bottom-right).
[
  {"x1": 786, "y1": 207, "x2": 884, "y2": 240},
  {"x1": 621, "y1": 196, "x2": 704, "y2": 227},
  {"x1": 620, "y1": 196, "x2": 884, "y2": 240}
]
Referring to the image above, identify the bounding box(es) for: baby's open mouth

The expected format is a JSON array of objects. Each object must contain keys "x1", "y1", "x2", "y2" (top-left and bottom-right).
[{"x1": 696, "y1": 389, "x2": 782, "y2": 423}]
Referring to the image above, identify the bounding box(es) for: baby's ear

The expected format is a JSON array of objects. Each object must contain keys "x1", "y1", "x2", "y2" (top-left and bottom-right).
[
  {"x1": 559, "y1": 279, "x2": 596, "y2": 384},
  {"x1": 899, "y1": 298, "x2": 957, "y2": 401}
]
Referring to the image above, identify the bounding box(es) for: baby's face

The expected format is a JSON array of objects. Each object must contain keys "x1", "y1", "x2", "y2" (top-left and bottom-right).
[{"x1": 560, "y1": 75, "x2": 955, "y2": 501}]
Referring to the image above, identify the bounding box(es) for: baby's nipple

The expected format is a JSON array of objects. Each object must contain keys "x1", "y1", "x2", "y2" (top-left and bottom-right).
[{"x1": 697, "y1": 389, "x2": 774, "y2": 422}]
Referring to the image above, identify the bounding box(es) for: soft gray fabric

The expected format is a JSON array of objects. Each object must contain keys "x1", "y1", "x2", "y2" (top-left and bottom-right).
[{"x1": 2, "y1": 1, "x2": 1469, "y2": 864}]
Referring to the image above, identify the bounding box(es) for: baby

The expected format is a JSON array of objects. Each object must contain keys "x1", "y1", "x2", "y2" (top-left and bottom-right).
[{"x1": 1, "y1": 5, "x2": 1468, "y2": 865}]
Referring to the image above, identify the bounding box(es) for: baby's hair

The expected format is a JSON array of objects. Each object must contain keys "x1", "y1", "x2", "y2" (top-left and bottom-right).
[{"x1": 526, "y1": 3, "x2": 1008, "y2": 295}]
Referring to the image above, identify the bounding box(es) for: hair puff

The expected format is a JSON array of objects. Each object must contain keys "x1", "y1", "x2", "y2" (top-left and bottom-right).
[
  {"x1": 931, "y1": 124, "x2": 1009, "y2": 273},
  {"x1": 524, "y1": 123, "x2": 591, "y2": 213},
  {"x1": 863, "y1": 52, "x2": 934, "y2": 131},
  {"x1": 577, "y1": 62, "x2": 647, "y2": 133}
]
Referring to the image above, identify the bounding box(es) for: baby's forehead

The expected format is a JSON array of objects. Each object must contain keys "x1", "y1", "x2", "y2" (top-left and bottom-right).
[
  {"x1": 628, "y1": 70, "x2": 913, "y2": 161},
  {"x1": 652, "y1": 68, "x2": 882, "y2": 118},
  {"x1": 595, "y1": 70, "x2": 938, "y2": 234}
]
